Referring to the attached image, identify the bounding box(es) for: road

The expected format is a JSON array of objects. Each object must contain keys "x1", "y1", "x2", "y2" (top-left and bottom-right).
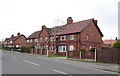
[{"x1": 2, "y1": 50, "x2": 118, "y2": 75}]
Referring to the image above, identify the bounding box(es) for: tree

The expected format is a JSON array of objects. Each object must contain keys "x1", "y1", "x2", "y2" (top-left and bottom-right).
[{"x1": 112, "y1": 41, "x2": 120, "y2": 49}]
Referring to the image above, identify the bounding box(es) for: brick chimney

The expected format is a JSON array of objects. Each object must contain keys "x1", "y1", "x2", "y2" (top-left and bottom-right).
[
  {"x1": 94, "y1": 20, "x2": 97, "y2": 25},
  {"x1": 42, "y1": 25, "x2": 46, "y2": 30},
  {"x1": 67, "y1": 17, "x2": 73, "y2": 24},
  {"x1": 11, "y1": 34, "x2": 14, "y2": 38},
  {"x1": 17, "y1": 32, "x2": 20, "y2": 36}
]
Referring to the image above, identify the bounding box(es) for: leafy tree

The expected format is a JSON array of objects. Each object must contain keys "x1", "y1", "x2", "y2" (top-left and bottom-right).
[{"x1": 112, "y1": 41, "x2": 120, "y2": 49}]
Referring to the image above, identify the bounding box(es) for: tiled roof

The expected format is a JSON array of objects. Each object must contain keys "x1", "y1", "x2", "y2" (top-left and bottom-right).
[
  {"x1": 104, "y1": 40, "x2": 116, "y2": 45},
  {"x1": 60, "y1": 19, "x2": 93, "y2": 35},
  {"x1": 27, "y1": 31, "x2": 41, "y2": 39},
  {"x1": 28, "y1": 18, "x2": 103, "y2": 38},
  {"x1": 5, "y1": 34, "x2": 26, "y2": 42}
]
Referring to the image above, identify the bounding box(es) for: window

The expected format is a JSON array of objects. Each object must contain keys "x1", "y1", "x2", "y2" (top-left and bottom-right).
[
  {"x1": 10, "y1": 41, "x2": 12, "y2": 43},
  {"x1": 60, "y1": 36, "x2": 66, "y2": 40},
  {"x1": 30, "y1": 39, "x2": 33, "y2": 42},
  {"x1": 45, "y1": 37, "x2": 48, "y2": 41},
  {"x1": 27, "y1": 40, "x2": 29, "y2": 43},
  {"x1": 40, "y1": 38, "x2": 42, "y2": 42},
  {"x1": 69, "y1": 45, "x2": 74, "y2": 51},
  {"x1": 86, "y1": 34, "x2": 89, "y2": 40},
  {"x1": 34, "y1": 39, "x2": 38, "y2": 42},
  {"x1": 58, "y1": 45, "x2": 66, "y2": 52},
  {"x1": 70, "y1": 35, "x2": 74, "y2": 40}
]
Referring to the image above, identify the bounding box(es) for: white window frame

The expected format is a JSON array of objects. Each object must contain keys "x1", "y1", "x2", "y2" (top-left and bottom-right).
[
  {"x1": 34, "y1": 39, "x2": 38, "y2": 42},
  {"x1": 45, "y1": 37, "x2": 48, "y2": 41},
  {"x1": 27, "y1": 40, "x2": 29, "y2": 43},
  {"x1": 58, "y1": 45, "x2": 66, "y2": 52},
  {"x1": 40, "y1": 38, "x2": 42, "y2": 42},
  {"x1": 86, "y1": 34, "x2": 89, "y2": 40},
  {"x1": 10, "y1": 41, "x2": 12, "y2": 43},
  {"x1": 30, "y1": 39, "x2": 33, "y2": 42},
  {"x1": 70, "y1": 35, "x2": 74, "y2": 40},
  {"x1": 69, "y1": 45, "x2": 74, "y2": 51},
  {"x1": 60, "y1": 36, "x2": 66, "y2": 40}
]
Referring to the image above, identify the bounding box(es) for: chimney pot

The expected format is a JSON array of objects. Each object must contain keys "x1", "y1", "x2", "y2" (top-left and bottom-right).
[
  {"x1": 67, "y1": 17, "x2": 73, "y2": 24},
  {"x1": 17, "y1": 32, "x2": 20, "y2": 36},
  {"x1": 11, "y1": 34, "x2": 14, "y2": 38},
  {"x1": 42, "y1": 25, "x2": 46, "y2": 30}
]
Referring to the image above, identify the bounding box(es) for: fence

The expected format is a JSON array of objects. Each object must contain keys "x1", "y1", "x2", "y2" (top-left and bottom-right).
[
  {"x1": 67, "y1": 51, "x2": 95, "y2": 59},
  {"x1": 96, "y1": 48, "x2": 120, "y2": 63}
]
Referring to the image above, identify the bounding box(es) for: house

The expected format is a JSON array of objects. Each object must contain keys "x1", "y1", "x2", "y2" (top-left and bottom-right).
[
  {"x1": 103, "y1": 39, "x2": 116, "y2": 48},
  {"x1": 32, "y1": 17, "x2": 103, "y2": 55},
  {"x1": 4, "y1": 33, "x2": 27, "y2": 48},
  {"x1": 26, "y1": 31, "x2": 41, "y2": 53}
]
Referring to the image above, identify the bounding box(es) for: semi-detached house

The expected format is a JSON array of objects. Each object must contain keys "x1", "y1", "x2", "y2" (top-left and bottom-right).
[
  {"x1": 27, "y1": 17, "x2": 103, "y2": 55},
  {"x1": 4, "y1": 33, "x2": 27, "y2": 48}
]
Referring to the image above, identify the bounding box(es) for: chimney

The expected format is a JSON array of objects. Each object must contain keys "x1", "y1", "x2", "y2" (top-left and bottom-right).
[
  {"x1": 11, "y1": 34, "x2": 14, "y2": 38},
  {"x1": 94, "y1": 20, "x2": 97, "y2": 25},
  {"x1": 67, "y1": 17, "x2": 73, "y2": 24},
  {"x1": 42, "y1": 25, "x2": 46, "y2": 30},
  {"x1": 17, "y1": 32, "x2": 20, "y2": 36}
]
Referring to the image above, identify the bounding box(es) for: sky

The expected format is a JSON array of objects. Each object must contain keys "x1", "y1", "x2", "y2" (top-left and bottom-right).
[{"x1": 0, "y1": 0, "x2": 119, "y2": 41}]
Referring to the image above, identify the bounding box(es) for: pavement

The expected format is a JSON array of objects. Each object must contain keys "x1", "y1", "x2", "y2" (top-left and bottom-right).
[{"x1": 2, "y1": 50, "x2": 119, "y2": 75}]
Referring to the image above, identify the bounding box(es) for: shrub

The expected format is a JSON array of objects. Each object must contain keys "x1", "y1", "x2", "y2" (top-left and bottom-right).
[
  {"x1": 80, "y1": 48, "x2": 86, "y2": 51},
  {"x1": 112, "y1": 41, "x2": 120, "y2": 49},
  {"x1": 21, "y1": 46, "x2": 31, "y2": 53},
  {"x1": 4, "y1": 47, "x2": 20, "y2": 51},
  {"x1": 89, "y1": 47, "x2": 95, "y2": 52}
]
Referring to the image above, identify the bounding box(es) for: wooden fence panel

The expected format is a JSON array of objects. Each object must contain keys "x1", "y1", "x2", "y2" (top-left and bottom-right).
[{"x1": 96, "y1": 49, "x2": 119, "y2": 63}]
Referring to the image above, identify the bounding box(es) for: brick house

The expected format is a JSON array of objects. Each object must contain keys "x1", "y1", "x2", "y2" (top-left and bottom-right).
[
  {"x1": 102, "y1": 39, "x2": 116, "y2": 48},
  {"x1": 32, "y1": 17, "x2": 103, "y2": 55},
  {"x1": 4, "y1": 33, "x2": 27, "y2": 47}
]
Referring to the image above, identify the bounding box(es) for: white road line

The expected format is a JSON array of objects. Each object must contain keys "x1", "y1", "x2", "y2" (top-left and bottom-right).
[
  {"x1": 53, "y1": 70, "x2": 67, "y2": 74},
  {"x1": 10, "y1": 56, "x2": 18, "y2": 59},
  {"x1": 23, "y1": 60, "x2": 40, "y2": 66}
]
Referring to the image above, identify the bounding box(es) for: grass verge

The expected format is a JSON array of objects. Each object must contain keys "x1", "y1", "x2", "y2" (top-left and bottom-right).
[{"x1": 48, "y1": 54, "x2": 65, "y2": 57}]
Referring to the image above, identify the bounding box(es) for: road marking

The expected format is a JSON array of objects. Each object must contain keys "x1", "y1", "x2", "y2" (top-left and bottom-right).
[
  {"x1": 53, "y1": 70, "x2": 67, "y2": 74},
  {"x1": 23, "y1": 60, "x2": 40, "y2": 66},
  {"x1": 10, "y1": 56, "x2": 18, "y2": 59}
]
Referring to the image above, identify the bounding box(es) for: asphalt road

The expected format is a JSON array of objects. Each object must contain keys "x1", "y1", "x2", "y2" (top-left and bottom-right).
[{"x1": 2, "y1": 50, "x2": 118, "y2": 75}]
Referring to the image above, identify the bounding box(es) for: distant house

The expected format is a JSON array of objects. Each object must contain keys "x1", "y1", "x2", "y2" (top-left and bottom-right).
[
  {"x1": 30, "y1": 17, "x2": 103, "y2": 55},
  {"x1": 4, "y1": 33, "x2": 27, "y2": 47},
  {"x1": 103, "y1": 39, "x2": 116, "y2": 48}
]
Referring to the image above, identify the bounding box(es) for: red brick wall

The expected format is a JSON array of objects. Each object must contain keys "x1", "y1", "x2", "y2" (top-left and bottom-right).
[
  {"x1": 80, "y1": 21, "x2": 103, "y2": 50},
  {"x1": 39, "y1": 29, "x2": 49, "y2": 44},
  {"x1": 13, "y1": 35, "x2": 27, "y2": 47}
]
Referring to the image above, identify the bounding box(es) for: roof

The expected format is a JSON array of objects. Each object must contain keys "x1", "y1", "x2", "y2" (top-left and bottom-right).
[
  {"x1": 29, "y1": 18, "x2": 103, "y2": 38},
  {"x1": 59, "y1": 18, "x2": 103, "y2": 37},
  {"x1": 5, "y1": 34, "x2": 26, "y2": 42},
  {"x1": 27, "y1": 31, "x2": 41, "y2": 39},
  {"x1": 60, "y1": 19, "x2": 93, "y2": 35},
  {"x1": 104, "y1": 40, "x2": 116, "y2": 45}
]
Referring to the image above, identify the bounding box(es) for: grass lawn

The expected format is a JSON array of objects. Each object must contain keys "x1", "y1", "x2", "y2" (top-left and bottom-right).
[{"x1": 48, "y1": 54, "x2": 66, "y2": 57}]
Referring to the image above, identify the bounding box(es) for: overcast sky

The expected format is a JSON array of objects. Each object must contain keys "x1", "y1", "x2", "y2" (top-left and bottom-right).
[{"x1": 0, "y1": 0, "x2": 119, "y2": 41}]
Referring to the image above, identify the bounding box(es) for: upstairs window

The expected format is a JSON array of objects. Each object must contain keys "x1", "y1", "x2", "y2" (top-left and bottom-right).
[
  {"x1": 10, "y1": 41, "x2": 12, "y2": 43},
  {"x1": 40, "y1": 38, "x2": 42, "y2": 42},
  {"x1": 70, "y1": 35, "x2": 74, "y2": 40},
  {"x1": 86, "y1": 34, "x2": 89, "y2": 40},
  {"x1": 45, "y1": 37, "x2": 48, "y2": 41},
  {"x1": 27, "y1": 40, "x2": 29, "y2": 43},
  {"x1": 34, "y1": 39, "x2": 38, "y2": 42},
  {"x1": 60, "y1": 36, "x2": 66, "y2": 40},
  {"x1": 30, "y1": 39, "x2": 33, "y2": 42}
]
